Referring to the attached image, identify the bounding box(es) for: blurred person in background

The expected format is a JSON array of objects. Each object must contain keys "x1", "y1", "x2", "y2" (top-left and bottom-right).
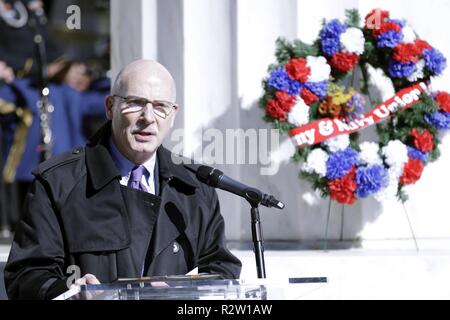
[{"x1": 0, "y1": 0, "x2": 110, "y2": 235}]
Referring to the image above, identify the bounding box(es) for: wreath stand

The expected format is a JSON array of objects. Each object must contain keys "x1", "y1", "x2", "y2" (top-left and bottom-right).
[
  {"x1": 322, "y1": 67, "x2": 420, "y2": 252},
  {"x1": 323, "y1": 197, "x2": 419, "y2": 251}
]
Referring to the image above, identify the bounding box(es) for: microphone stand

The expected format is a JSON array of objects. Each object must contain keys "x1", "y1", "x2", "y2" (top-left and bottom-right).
[
  {"x1": 190, "y1": 165, "x2": 285, "y2": 279},
  {"x1": 250, "y1": 205, "x2": 266, "y2": 278},
  {"x1": 244, "y1": 188, "x2": 267, "y2": 279}
]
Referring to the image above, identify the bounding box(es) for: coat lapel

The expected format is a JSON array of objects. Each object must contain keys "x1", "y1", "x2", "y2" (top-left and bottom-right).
[
  {"x1": 82, "y1": 122, "x2": 135, "y2": 273},
  {"x1": 148, "y1": 147, "x2": 200, "y2": 263},
  {"x1": 148, "y1": 185, "x2": 184, "y2": 261}
]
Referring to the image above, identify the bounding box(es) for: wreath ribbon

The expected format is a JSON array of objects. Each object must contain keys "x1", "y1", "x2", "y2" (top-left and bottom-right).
[{"x1": 289, "y1": 82, "x2": 430, "y2": 147}]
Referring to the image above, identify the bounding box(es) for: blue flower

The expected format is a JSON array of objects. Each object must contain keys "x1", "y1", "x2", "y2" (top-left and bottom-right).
[
  {"x1": 321, "y1": 38, "x2": 341, "y2": 57},
  {"x1": 268, "y1": 68, "x2": 302, "y2": 95},
  {"x1": 388, "y1": 60, "x2": 416, "y2": 78},
  {"x1": 387, "y1": 19, "x2": 405, "y2": 28},
  {"x1": 304, "y1": 81, "x2": 328, "y2": 99},
  {"x1": 356, "y1": 165, "x2": 389, "y2": 198},
  {"x1": 344, "y1": 94, "x2": 365, "y2": 120},
  {"x1": 347, "y1": 94, "x2": 365, "y2": 113},
  {"x1": 321, "y1": 20, "x2": 346, "y2": 56},
  {"x1": 424, "y1": 112, "x2": 450, "y2": 130},
  {"x1": 376, "y1": 30, "x2": 403, "y2": 48},
  {"x1": 407, "y1": 146, "x2": 429, "y2": 163},
  {"x1": 326, "y1": 147, "x2": 359, "y2": 180},
  {"x1": 322, "y1": 19, "x2": 347, "y2": 36},
  {"x1": 423, "y1": 48, "x2": 447, "y2": 76}
]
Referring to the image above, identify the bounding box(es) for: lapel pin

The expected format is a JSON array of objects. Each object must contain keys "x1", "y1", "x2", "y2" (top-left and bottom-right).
[{"x1": 173, "y1": 242, "x2": 180, "y2": 254}]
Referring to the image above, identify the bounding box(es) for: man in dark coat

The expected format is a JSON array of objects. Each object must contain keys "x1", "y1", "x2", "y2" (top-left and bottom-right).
[{"x1": 4, "y1": 59, "x2": 241, "y2": 300}]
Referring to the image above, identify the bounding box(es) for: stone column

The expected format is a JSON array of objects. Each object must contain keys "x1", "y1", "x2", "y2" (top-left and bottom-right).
[{"x1": 110, "y1": 0, "x2": 157, "y2": 81}]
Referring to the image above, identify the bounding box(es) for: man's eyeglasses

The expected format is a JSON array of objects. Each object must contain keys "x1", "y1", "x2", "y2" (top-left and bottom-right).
[{"x1": 113, "y1": 95, "x2": 177, "y2": 119}]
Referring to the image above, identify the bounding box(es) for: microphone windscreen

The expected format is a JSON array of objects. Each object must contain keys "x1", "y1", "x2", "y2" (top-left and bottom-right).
[
  {"x1": 196, "y1": 165, "x2": 223, "y2": 187},
  {"x1": 196, "y1": 165, "x2": 213, "y2": 183}
]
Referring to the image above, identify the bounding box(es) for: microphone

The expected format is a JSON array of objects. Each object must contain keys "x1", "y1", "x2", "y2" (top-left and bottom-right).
[{"x1": 192, "y1": 165, "x2": 285, "y2": 210}]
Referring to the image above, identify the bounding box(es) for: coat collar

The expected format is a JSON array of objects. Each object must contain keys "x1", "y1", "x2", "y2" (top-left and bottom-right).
[
  {"x1": 85, "y1": 122, "x2": 121, "y2": 190},
  {"x1": 156, "y1": 145, "x2": 200, "y2": 189},
  {"x1": 85, "y1": 121, "x2": 200, "y2": 191}
]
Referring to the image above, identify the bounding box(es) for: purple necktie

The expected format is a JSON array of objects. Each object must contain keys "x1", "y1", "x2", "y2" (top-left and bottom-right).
[{"x1": 128, "y1": 165, "x2": 148, "y2": 192}]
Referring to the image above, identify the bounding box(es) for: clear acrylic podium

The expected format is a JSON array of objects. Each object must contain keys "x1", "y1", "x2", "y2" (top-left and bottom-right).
[{"x1": 57, "y1": 275, "x2": 328, "y2": 300}]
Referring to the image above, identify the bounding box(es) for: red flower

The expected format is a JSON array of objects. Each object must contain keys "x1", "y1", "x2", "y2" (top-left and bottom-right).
[
  {"x1": 400, "y1": 158, "x2": 424, "y2": 185},
  {"x1": 372, "y1": 21, "x2": 402, "y2": 37},
  {"x1": 364, "y1": 9, "x2": 390, "y2": 30},
  {"x1": 300, "y1": 88, "x2": 319, "y2": 106},
  {"x1": 393, "y1": 43, "x2": 420, "y2": 63},
  {"x1": 285, "y1": 58, "x2": 310, "y2": 83},
  {"x1": 266, "y1": 99, "x2": 287, "y2": 121},
  {"x1": 275, "y1": 91, "x2": 296, "y2": 112},
  {"x1": 435, "y1": 92, "x2": 450, "y2": 113},
  {"x1": 414, "y1": 39, "x2": 432, "y2": 53},
  {"x1": 328, "y1": 167, "x2": 357, "y2": 205},
  {"x1": 329, "y1": 52, "x2": 359, "y2": 73},
  {"x1": 411, "y1": 128, "x2": 434, "y2": 152}
]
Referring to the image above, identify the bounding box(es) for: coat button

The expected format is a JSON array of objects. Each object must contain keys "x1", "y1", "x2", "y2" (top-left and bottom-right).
[
  {"x1": 72, "y1": 147, "x2": 81, "y2": 154},
  {"x1": 173, "y1": 242, "x2": 180, "y2": 254}
]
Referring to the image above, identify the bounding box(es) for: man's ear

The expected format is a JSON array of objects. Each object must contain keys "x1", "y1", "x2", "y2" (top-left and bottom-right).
[
  {"x1": 169, "y1": 106, "x2": 179, "y2": 128},
  {"x1": 105, "y1": 96, "x2": 114, "y2": 120}
]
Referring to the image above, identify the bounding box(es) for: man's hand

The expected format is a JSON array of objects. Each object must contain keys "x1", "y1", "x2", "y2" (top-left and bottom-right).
[
  {"x1": 0, "y1": 61, "x2": 15, "y2": 84},
  {"x1": 70, "y1": 274, "x2": 102, "y2": 300},
  {"x1": 71, "y1": 273, "x2": 101, "y2": 287},
  {"x1": 63, "y1": 62, "x2": 92, "y2": 92},
  {"x1": 48, "y1": 60, "x2": 92, "y2": 92}
]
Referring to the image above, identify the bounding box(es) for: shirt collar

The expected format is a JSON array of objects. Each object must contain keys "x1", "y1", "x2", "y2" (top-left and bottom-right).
[{"x1": 109, "y1": 137, "x2": 156, "y2": 178}]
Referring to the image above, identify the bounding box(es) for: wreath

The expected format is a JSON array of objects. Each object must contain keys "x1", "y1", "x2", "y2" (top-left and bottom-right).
[{"x1": 260, "y1": 9, "x2": 450, "y2": 205}]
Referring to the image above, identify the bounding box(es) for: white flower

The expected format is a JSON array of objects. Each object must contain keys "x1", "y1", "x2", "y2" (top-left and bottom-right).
[
  {"x1": 302, "y1": 148, "x2": 329, "y2": 177},
  {"x1": 374, "y1": 181, "x2": 397, "y2": 202},
  {"x1": 323, "y1": 134, "x2": 350, "y2": 153},
  {"x1": 407, "y1": 59, "x2": 425, "y2": 82},
  {"x1": 374, "y1": 168, "x2": 401, "y2": 202},
  {"x1": 359, "y1": 142, "x2": 382, "y2": 166},
  {"x1": 288, "y1": 98, "x2": 310, "y2": 126},
  {"x1": 306, "y1": 56, "x2": 331, "y2": 83},
  {"x1": 381, "y1": 140, "x2": 408, "y2": 169},
  {"x1": 367, "y1": 65, "x2": 396, "y2": 101},
  {"x1": 388, "y1": 164, "x2": 405, "y2": 179},
  {"x1": 402, "y1": 25, "x2": 417, "y2": 44},
  {"x1": 340, "y1": 27, "x2": 365, "y2": 55}
]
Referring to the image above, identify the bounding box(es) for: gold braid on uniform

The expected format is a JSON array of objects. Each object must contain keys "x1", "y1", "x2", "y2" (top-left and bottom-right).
[{"x1": 0, "y1": 98, "x2": 33, "y2": 183}]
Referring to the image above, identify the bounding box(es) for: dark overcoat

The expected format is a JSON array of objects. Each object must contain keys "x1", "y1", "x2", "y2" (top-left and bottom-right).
[{"x1": 4, "y1": 122, "x2": 241, "y2": 299}]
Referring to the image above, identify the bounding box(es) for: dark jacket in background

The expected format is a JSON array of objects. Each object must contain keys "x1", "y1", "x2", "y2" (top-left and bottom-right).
[{"x1": 4, "y1": 122, "x2": 241, "y2": 299}]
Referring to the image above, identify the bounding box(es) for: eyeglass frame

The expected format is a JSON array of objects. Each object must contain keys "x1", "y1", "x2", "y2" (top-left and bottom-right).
[{"x1": 113, "y1": 94, "x2": 178, "y2": 119}]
